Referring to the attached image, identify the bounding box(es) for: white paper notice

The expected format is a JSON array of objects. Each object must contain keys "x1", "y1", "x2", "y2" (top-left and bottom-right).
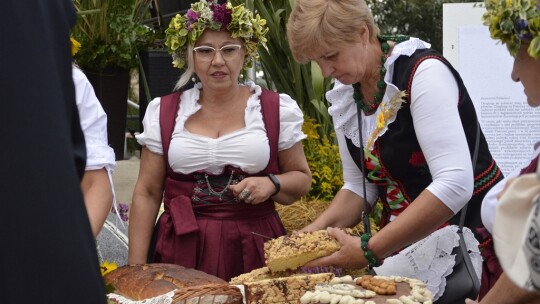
[{"x1": 458, "y1": 25, "x2": 540, "y2": 176}]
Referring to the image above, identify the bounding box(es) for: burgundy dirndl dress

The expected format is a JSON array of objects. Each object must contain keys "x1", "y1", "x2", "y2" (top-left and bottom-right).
[{"x1": 151, "y1": 90, "x2": 286, "y2": 281}]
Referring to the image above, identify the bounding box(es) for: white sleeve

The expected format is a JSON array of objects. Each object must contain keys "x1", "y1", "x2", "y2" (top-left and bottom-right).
[
  {"x1": 481, "y1": 143, "x2": 540, "y2": 233},
  {"x1": 410, "y1": 59, "x2": 473, "y2": 213},
  {"x1": 135, "y1": 97, "x2": 163, "y2": 155},
  {"x1": 278, "y1": 93, "x2": 307, "y2": 150},
  {"x1": 337, "y1": 132, "x2": 379, "y2": 206},
  {"x1": 480, "y1": 174, "x2": 513, "y2": 234},
  {"x1": 73, "y1": 67, "x2": 116, "y2": 172}
]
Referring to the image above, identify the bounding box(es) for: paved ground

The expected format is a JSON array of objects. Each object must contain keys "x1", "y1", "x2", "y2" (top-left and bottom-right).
[{"x1": 96, "y1": 157, "x2": 140, "y2": 266}]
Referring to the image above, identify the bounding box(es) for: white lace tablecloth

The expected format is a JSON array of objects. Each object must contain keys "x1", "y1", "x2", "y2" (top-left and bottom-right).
[{"x1": 107, "y1": 286, "x2": 247, "y2": 304}]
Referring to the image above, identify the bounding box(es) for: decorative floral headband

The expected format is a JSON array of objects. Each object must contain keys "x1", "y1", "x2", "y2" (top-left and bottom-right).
[
  {"x1": 483, "y1": 0, "x2": 540, "y2": 59},
  {"x1": 165, "y1": 0, "x2": 268, "y2": 69}
]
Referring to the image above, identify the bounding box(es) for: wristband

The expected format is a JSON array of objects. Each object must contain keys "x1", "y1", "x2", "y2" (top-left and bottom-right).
[
  {"x1": 360, "y1": 233, "x2": 382, "y2": 269},
  {"x1": 267, "y1": 173, "x2": 280, "y2": 196}
]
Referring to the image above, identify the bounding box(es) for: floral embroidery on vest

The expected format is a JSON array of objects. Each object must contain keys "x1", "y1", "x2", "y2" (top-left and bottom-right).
[{"x1": 409, "y1": 151, "x2": 430, "y2": 176}]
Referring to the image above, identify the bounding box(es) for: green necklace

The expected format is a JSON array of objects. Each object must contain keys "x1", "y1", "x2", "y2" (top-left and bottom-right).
[{"x1": 353, "y1": 35, "x2": 409, "y2": 114}]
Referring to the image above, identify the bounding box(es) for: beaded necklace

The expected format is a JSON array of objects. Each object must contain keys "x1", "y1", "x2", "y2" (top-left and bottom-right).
[{"x1": 353, "y1": 35, "x2": 409, "y2": 114}]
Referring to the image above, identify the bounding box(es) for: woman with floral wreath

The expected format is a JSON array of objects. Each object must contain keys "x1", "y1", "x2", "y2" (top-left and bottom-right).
[
  {"x1": 467, "y1": 1, "x2": 540, "y2": 303},
  {"x1": 287, "y1": 0, "x2": 504, "y2": 301},
  {"x1": 128, "y1": 0, "x2": 311, "y2": 281}
]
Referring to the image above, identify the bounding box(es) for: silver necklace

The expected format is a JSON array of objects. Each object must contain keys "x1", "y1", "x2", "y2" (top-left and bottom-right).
[{"x1": 204, "y1": 170, "x2": 235, "y2": 201}]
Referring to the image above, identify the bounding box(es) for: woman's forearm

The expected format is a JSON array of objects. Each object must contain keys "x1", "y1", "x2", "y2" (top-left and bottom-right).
[
  {"x1": 271, "y1": 170, "x2": 311, "y2": 205},
  {"x1": 369, "y1": 189, "x2": 453, "y2": 259},
  {"x1": 479, "y1": 273, "x2": 540, "y2": 304},
  {"x1": 81, "y1": 168, "x2": 113, "y2": 237},
  {"x1": 128, "y1": 192, "x2": 162, "y2": 264}
]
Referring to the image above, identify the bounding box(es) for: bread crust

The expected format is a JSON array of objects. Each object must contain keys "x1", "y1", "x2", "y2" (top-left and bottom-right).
[
  {"x1": 264, "y1": 230, "x2": 341, "y2": 273},
  {"x1": 104, "y1": 263, "x2": 232, "y2": 300}
]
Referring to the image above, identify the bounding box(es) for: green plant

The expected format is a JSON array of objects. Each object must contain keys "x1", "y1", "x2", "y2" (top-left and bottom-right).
[
  {"x1": 72, "y1": 0, "x2": 154, "y2": 70},
  {"x1": 302, "y1": 116, "x2": 343, "y2": 201},
  {"x1": 366, "y1": 0, "x2": 479, "y2": 52}
]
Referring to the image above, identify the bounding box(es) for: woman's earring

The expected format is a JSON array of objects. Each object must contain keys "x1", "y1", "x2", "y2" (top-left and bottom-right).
[{"x1": 191, "y1": 75, "x2": 196, "y2": 83}]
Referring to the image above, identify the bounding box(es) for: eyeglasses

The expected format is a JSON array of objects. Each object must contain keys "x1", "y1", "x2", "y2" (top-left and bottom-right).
[{"x1": 193, "y1": 44, "x2": 242, "y2": 61}]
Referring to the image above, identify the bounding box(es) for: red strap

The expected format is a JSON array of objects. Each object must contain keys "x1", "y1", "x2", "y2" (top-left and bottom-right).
[
  {"x1": 159, "y1": 91, "x2": 183, "y2": 169},
  {"x1": 260, "y1": 89, "x2": 281, "y2": 174}
]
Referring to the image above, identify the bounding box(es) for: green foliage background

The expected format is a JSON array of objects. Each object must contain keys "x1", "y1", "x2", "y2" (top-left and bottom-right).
[
  {"x1": 302, "y1": 117, "x2": 343, "y2": 201},
  {"x1": 72, "y1": 0, "x2": 153, "y2": 70},
  {"x1": 366, "y1": 0, "x2": 480, "y2": 52}
]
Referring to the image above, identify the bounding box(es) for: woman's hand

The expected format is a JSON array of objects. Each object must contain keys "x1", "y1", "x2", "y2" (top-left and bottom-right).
[
  {"x1": 299, "y1": 222, "x2": 324, "y2": 233},
  {"x1": 303, "y1": 227, "x2": 367, "y2": 269},
  {"x1": 229, "y1": 176, "x2": 276, "y2": 204}
]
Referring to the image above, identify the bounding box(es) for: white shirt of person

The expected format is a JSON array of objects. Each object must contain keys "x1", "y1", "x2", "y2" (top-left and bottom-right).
[
  {"x1": 72, "y1": 66, "x2": 116, "y2": 175},
  {"x1": 481, "y1": 140, "x2": 540, "y2": 234}
]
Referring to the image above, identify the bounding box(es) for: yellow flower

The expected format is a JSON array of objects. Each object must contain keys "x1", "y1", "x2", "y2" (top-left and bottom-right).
[
  {"x1": 100, "y1": 261, "x2": 118, "y2": 276},
  {"x1": 70, "y1": 37, "x2": 81, "y2": 56},
  {"x1": 376, "y1": 112, "x2": 385, "y2": 129},
  {"x1": 365, "y1": 90, "x2": 406, "y2": 154}
]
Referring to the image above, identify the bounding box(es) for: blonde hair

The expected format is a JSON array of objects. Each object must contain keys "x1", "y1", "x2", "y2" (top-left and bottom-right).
[
  {"x1": 174, "y1": 44, "x2": 195, "y2": 90},
  {"x1": 287, "y1": 0, "x2": 379, "y2": 63}
]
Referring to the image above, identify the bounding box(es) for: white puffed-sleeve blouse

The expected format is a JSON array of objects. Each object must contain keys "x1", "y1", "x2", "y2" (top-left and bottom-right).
[{"x1": 136, "y1": 81, "x2": 306, "y2": 175}]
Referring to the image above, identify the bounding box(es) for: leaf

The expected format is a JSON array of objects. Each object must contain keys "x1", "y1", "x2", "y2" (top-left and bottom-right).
[
  {"x1": 105, "y1": 283, "x2": 116, "y2": 294},
  {"x1": 529, "y1": 36, "x2": 540, "y2": 59}
]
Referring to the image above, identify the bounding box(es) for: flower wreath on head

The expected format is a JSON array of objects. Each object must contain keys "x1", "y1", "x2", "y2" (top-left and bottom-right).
[
  {"x1": 164, "y1": 0, "x2": 268, "y2": 70},
  {"x1": 483, "y1": 0, "x2": 540, "y2": 59}
]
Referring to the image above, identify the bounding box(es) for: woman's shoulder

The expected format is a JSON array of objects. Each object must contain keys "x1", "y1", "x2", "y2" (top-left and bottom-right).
[{"x1": 385, "y1": 37, "x2": 432, "y2": 69}]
